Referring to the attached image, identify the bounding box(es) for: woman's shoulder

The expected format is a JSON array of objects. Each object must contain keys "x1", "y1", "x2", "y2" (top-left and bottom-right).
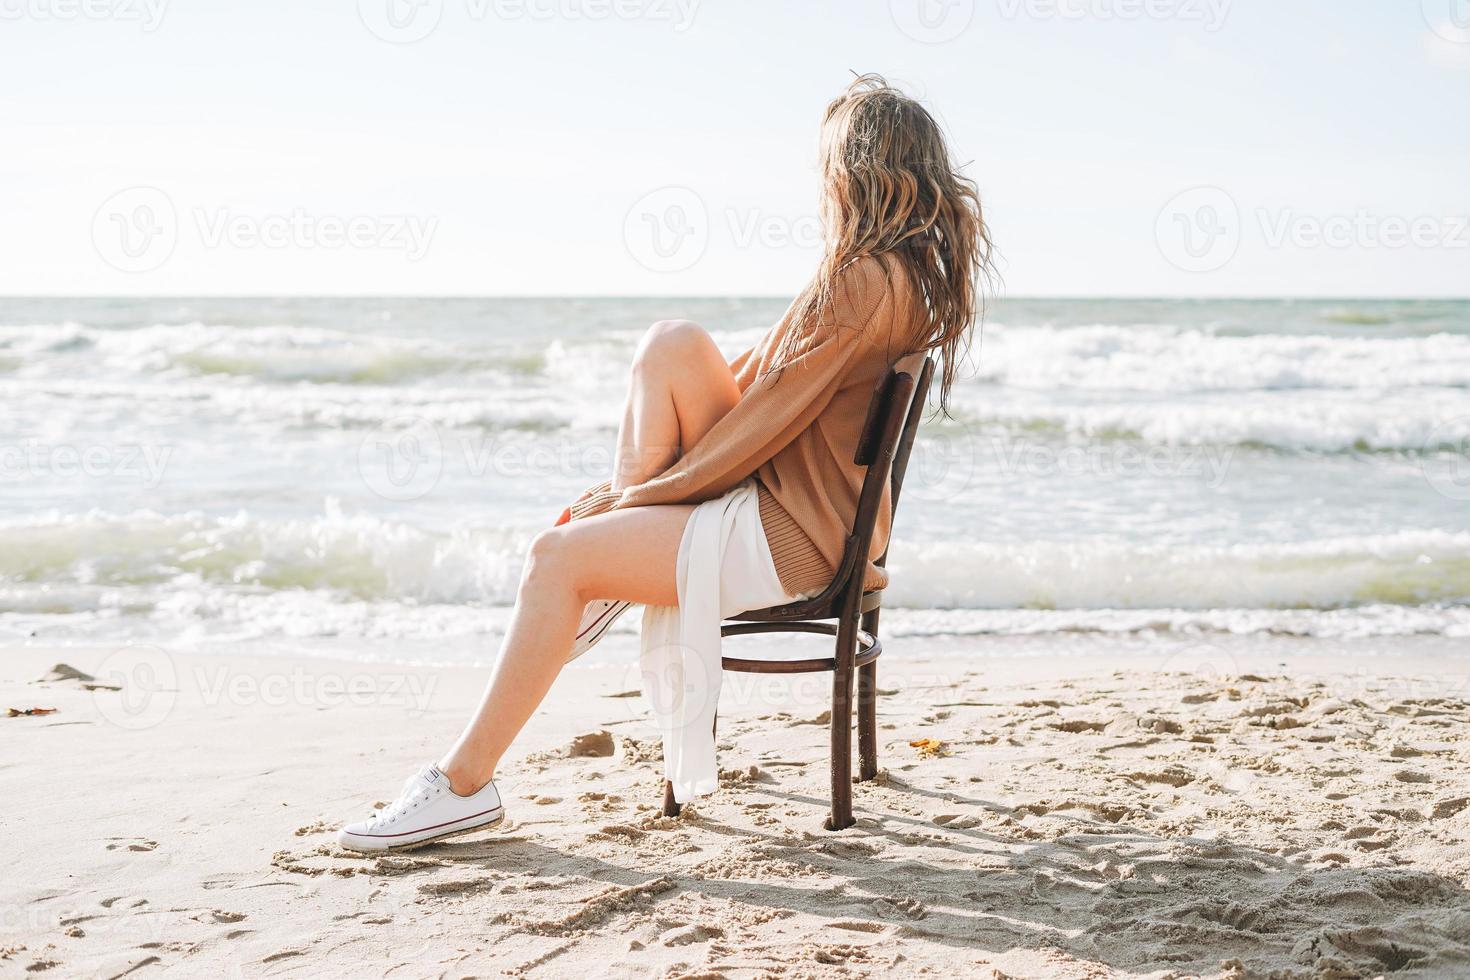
[{"x1": 829, "y1": 252, "x2": 908, "y2": 320}]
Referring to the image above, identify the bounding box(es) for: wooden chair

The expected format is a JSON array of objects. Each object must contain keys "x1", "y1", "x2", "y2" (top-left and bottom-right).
[{"x1": 661, "y1": 352, "x2": 935, "y2": 830}]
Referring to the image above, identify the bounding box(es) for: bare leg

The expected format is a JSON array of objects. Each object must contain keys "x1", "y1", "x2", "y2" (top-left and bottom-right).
[
  {"x1": 438, "y1": 321, "x2": 740, "y2": 795},
  {"x1": 614, "y1": 319, "x2": 742, "y2": 490}
]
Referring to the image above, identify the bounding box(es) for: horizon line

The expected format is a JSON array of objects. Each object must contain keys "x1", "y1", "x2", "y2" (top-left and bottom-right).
[{"x1": 4, "y1": 294, "x2": 1470, "y2": 303}]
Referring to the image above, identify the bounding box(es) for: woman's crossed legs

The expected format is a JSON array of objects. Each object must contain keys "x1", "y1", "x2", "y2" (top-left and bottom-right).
[{"x1": 436, "y1": 320, "x2": 741, "y2": 795}]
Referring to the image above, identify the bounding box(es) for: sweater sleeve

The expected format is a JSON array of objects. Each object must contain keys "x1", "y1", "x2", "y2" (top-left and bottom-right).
[
  {"x1": 616, "y1": 260, "x2": 892, "y2": 509},
  {"x1": 727, "y1": 345, "x2": 764, "y2": 394}
]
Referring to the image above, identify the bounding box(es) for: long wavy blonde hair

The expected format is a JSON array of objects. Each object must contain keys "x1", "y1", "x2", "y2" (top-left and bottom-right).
[{"x1": 777, "y1": 74, "x2": 995, "y2": 413}]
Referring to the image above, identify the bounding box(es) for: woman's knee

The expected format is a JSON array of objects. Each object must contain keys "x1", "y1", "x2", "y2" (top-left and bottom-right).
[
  {"x1": 523, "y1": 527, "x2": 594, "y2": 601},
  {"x1": 633, "y1": 319, "x2": 714, "y2": 373},
  {"x1": 524, "y1": 527, "x2": 571, "y2": 584}
]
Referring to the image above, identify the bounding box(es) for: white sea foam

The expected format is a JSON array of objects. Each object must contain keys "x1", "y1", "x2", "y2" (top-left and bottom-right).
[
  {"x1": 974, "y1": 322, "x2": 1470, "y2": 392},
  {"x1": 2, "y1": 509, "x2": 1465, "y2": 641},
  {"x1": 2, "y1": 300, "x2": 1467, "y2": 649}
]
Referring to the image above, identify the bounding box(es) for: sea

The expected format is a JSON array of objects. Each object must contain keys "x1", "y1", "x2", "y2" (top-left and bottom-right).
[{"x1": 2, "y1": 296, "x2": 1467, "y2": 663}]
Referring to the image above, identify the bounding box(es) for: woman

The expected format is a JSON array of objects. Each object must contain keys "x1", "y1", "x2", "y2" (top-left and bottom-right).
[{"x1": 338, "y1": 74, "x2": 993, "y2": 851}]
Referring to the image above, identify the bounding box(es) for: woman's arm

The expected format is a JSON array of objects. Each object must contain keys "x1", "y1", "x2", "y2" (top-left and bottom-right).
[
  {"x1": 616, "y1": 260, "x2": 892, "y2": 507},
  {"x1": 567, "y1": 258, "x2": 893, "y2": 523}
]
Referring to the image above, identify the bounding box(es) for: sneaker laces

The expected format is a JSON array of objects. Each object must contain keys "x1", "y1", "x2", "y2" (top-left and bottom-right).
[{"x1": 369, "y1": 770, "x2": 441, "y2": 826}]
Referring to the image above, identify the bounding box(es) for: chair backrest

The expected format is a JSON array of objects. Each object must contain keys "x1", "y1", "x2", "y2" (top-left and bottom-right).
[{"x1": 807, "y1": 352, "x2": 934, "y2": 609}]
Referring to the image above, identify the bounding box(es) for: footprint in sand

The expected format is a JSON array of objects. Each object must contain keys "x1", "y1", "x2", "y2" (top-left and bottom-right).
[
  {"x1": 1431, "y1": 797, "x2": 1468, "y2": 819},
  {"x1": 932, "y1": 813, "x2": 983, "y2": 829},
  {"x1": 104, "y1": 838, "x2": 158, "y2": 852},
  {"x1": 568, "y1": 730, "x2": 615, "y2": 757},
  {"x1": 871, "y1": 896, "x2": 926, "y2": 920},
  {"x1": 660, "y1": 923, "x2": 724, "y2": 946}
]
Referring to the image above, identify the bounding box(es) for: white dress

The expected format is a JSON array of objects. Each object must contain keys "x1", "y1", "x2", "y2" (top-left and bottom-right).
[{"x1": 640, "y1": 478, "x2": 794, "y2": 803}]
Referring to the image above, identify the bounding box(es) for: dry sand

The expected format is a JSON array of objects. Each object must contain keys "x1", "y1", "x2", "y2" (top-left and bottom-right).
[{"x1": 4, "y1": 637, "x2": 1470, "y2": 979}]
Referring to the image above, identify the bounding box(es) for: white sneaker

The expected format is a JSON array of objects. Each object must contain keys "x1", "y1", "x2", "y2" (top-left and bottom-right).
[
  {"x1": 567, "y1": 599, "x2": 631, "y2": 662},
  {"x1": 337, "y1": 765, "x2": 504, "y2": 852}
]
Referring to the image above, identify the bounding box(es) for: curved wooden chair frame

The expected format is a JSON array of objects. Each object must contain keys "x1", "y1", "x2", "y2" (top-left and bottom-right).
[{"x1": 660, "y1": 352, "x2": 935, "y2": 830}]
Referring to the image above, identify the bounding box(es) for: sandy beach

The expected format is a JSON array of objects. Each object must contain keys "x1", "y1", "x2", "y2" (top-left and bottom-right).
[{"x1": 5, "y1": 636, "x2": 1470, "y2": 979}]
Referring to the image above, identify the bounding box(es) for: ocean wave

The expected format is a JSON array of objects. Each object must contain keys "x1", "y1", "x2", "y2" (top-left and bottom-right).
[
  {"x1": 0, "y1": 321, "x2": 503, "y2": 385},
  {"x1": 0, "y1": 506, "x2": 532, "y2": 604},
  {"x1": 884, "y1": 531, "x2": 1470, "y2": 610},
  {"x1": 10, "y1": 318, "x2": 1470, "y2": 395},
  {"x1": 944, "y1": 388, "x2": 1470, "y2": 453},
  {"x1": 3, "y1": 510, "x2": 1466, "y2": 616},
  {"x1": 878, "y1": 605, "x2": 1470, "y2": 640},
  {"x1": 974, "y1": 323, "x2": 1470, "y2": 392}
]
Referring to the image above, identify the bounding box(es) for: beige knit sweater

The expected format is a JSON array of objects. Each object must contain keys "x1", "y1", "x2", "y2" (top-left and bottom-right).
[{"x1": 568, "y1": 253, "x2": 923, "y2": 598}]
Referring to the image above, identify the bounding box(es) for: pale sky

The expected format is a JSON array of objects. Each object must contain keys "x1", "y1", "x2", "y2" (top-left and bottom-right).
[{"x1": 2, "y1": 0, "x2": 1467, "y2": 297}]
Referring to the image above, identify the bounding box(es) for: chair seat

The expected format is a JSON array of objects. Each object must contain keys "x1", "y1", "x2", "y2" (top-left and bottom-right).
[
  {"x1": 719, "y1": 621, "x2": 882, "y2": 674},
  {"x1": 727, "y1": 589, "x2": 885, "y2": 623}
]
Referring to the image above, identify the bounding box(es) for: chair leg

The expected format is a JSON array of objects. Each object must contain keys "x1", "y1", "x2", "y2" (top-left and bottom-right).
[
  {"x1": 826, "y1": 619, "x2": 857, "y2": 831},
  {"x1": 858, "y1": 608, "x2": 881, "y2": 781},
  {"x1": 857, "y1": 660, "x2": 878, "y2": 781},
  {"x1": 660, "y1": 710, "x2": 716, "y2": 818}
]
